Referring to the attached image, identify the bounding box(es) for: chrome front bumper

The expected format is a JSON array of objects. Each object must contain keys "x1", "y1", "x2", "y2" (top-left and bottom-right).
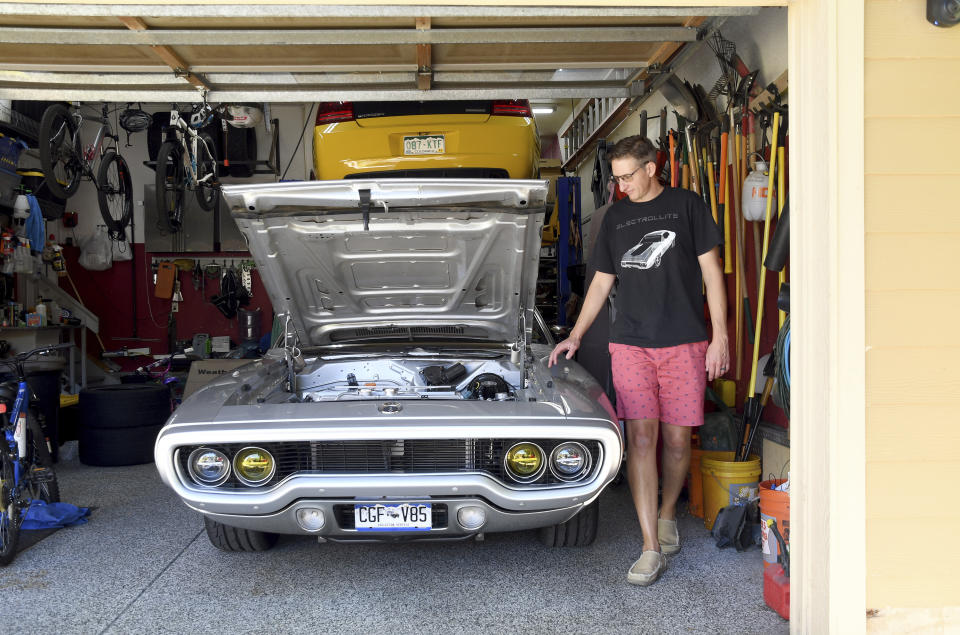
[
  {"x1": 155, "y1": 419, "x2": 622, "y2": 522},
  {"x1": 195, "y1": 497, "x2": 587, "y2": 539}
]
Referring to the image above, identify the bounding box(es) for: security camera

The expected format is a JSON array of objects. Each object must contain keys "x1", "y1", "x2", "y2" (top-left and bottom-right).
[{"x1": 928, "y1": 0, "x2": 960, "y2": 27}]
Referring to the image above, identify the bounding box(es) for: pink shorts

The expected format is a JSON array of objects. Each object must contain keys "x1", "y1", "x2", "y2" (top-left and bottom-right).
[{"x1": 608, "y1": 340, "x2": 708, "y2": 427}]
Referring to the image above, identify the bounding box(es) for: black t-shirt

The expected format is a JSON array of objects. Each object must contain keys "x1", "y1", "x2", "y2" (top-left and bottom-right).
[{"x1": 590, "y1": 187, "x2": 721, "y2": 348}]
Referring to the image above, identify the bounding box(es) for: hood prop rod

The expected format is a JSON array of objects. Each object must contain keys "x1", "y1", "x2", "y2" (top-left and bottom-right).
[
  {"x1": 359, "y1": 188, "x2": 371, "y2": 231},
  {"x1": 283, "y1": 314, "x2": 301, "y2": 392}
]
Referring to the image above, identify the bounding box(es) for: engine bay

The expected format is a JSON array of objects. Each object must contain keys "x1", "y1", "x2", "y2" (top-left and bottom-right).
[{"x1": 294, "y1": 355, "x2": 523, "y2": 402}]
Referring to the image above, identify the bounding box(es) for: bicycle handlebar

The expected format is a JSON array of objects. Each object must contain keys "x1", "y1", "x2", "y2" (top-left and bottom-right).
[
  {"x1": 0, "y1": 343, "x2": 72, "y2": 377},
  {"x1": 11, "y1": 343, "x2": 72, "y2": 361}
]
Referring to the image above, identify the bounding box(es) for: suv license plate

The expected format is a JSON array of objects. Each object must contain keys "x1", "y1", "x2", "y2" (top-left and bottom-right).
[
  {"x1": 354, "y1": 503, "x2": 432, "y2": 531},
  {"x1": 403, "y1": 135, "x2": 445, "y2": 155}
]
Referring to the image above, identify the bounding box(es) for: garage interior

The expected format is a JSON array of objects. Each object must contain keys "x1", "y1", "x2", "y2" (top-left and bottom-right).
[{"x1": 0, "y1": 4, "x2": 792, "y2": 631}]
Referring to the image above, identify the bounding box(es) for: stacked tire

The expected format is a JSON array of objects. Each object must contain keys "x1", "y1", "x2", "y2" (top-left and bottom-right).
[{"x1": 78, "y1": 384, "x2": 171, "y2": 466}]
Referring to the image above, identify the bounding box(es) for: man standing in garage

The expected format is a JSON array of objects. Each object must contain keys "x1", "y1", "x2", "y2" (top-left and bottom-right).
[{"x1": 548, "y1": 135, "x2": 727, "y2": 586}]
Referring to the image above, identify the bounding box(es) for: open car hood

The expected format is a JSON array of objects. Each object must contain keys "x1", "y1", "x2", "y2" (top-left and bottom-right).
[{"x1": 221, "y1": 179, "x2": 547, "y2": 348}]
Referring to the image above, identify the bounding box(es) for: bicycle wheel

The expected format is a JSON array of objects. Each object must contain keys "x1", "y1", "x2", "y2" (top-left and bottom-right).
[
  {"x1": 195, "y1": 132, "x2": 219, "y2": 211},
  {"x1": 0, "y1": 446, "x2": 21, "y2": 566},
  {"x1": 39, "y1": 104, "x2": 83, "y2": 199},
  {"x1": 155, "y1": 141, "x2": 185, "y2": 233},
  {"x1": 23, "y1": 411, "x2": 59, "y2": 505},
  {"x1": 96, "y1": 149, "x2": 133, "y2": 239}
]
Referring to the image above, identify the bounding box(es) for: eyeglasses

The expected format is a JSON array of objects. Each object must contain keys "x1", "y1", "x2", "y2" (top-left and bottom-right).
[{"x1": 609, "y1": 166, "x2": 644, "y2": 184}]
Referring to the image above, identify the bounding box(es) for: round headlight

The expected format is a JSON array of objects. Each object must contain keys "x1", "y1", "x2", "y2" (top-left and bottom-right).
[
  {"x1": 187, "y1": 448, "x2": 230, "y2": 486},
  {"x1": 504, "y1": 442, "x2": 545, "y2": 482},
  {"x1": 549, "y1": 442, "x2": 591, "y2": 481},
  {"x1": 233, "y1": 447, "x2": 276, "y2": 486}
]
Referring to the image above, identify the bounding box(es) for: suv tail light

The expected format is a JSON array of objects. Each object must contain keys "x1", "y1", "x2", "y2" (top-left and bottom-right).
[
  {"x1": 492, "y1": 100, "x2": 532, "y2": 117},
  {"x1": 315, "y1": 102, "x2": 355, "y2": 125}
]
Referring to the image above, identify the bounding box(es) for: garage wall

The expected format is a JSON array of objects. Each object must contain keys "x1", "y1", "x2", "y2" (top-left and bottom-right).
[
  {"x1": 864, "y1": 0, "x2": 960, "y2": 610},
  {"x1": 43, "y1": 103, "x2": 313, "y2": 245},
  {"x1": 573, "y1": 7, "x2": 787, "y2": 240},
  {"x1": 568, "y1": 7, "x2": 788, "y2": 414},
  {"x1": 24, "y1": 103, "x2": 314, "y2": 355}
]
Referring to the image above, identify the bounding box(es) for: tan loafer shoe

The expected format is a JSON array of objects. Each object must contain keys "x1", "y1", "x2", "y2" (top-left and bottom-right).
[
  {"x1": 658, "y1": 517, "x2": 680, "y2": 555},
  {"x1": 627, "y1": 550, "x2": 667, "y2": 586}
]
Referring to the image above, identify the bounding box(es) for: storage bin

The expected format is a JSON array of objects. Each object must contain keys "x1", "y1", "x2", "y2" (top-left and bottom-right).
[{"x1": 0, "y1": 133, "x2": 27, "y2": 175}]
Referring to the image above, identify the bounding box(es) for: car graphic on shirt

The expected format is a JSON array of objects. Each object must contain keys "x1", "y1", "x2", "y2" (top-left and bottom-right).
[{"x1": 620, "y1": 230, "x2": 676, "y2": 270}]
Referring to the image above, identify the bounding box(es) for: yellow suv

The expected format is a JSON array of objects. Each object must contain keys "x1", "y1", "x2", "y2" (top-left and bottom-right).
[{"x1": 312, "y1": 100, "x2": 541, "y2": 180}]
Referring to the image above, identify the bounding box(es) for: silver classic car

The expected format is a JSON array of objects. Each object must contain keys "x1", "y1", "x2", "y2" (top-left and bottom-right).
[{"x1": 154, "y1": 179, "x2": 622, "y2": 551}]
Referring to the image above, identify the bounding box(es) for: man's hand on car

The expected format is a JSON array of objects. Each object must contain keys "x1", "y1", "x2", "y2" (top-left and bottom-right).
[{"x1": 548, "y1": 336, "x2": 581, "y2": 367}]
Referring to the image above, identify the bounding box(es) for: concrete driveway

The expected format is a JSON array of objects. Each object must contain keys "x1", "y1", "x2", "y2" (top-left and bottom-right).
[{"x1": 0, "y1": 442, "x2": 788, "y2": 634}]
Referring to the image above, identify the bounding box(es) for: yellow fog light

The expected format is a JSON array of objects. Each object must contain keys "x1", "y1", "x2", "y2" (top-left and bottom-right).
[
  {"x1": 504, "y1": 442, "x2": 545, "y2": 482},
  {"x1": 233, "y1": 447, "x2": 276, "y2": 486}
]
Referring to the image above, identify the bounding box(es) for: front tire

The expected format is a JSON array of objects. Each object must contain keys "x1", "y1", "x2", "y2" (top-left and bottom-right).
[
  {"x1": 0, "y1": 449, "x2": 22, "y2": 566},
  {"x1": 195, "y1": 132, "x2": 219, "y2": 211},
  {"x1": 203, "y1": 516, "x2": 277, "y2": 552},
  {"x1": 39, "y1": 104, "x2": 83, "y2": 199},
  {"x1": 24, "y1": 412, "x2": 60, "y2": 505},
  {"x1": 538, "y1": 499, "x2": 599, "y2": 547},
  {"x1": 96, "y1": 150, "x2": 133, "y2": 239},
  {"x1": 155, "y1": 141, "x2": 185, "y2": 233}
]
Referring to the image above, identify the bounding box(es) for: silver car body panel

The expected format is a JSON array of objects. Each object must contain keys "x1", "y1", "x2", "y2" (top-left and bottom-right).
[
  {"x1": 220, "y1": 179, "x2": 547, "y2": 349},
  {"x1": 157, "y1": 180, "x2": 622, "y2": 540}
]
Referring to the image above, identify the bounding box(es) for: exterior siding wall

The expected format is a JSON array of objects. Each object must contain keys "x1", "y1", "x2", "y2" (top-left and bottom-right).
[{"x1": 865, "y1": 0, "x2": 960, "y2": 609}]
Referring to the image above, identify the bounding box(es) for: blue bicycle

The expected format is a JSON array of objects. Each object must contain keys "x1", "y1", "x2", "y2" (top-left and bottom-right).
[{"x1": 0, "y1": 344, "x2": 69, "y2": 565}]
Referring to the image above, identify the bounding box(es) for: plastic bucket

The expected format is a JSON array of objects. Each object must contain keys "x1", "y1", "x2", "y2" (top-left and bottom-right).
[
  {"x1": 759, "y1": 479, "x2": 790, "y2": 568},
  {"x1": 700, "y1": 451, "x2": 761, "y2": 530},
  {"x1": 688, "y1": 447, "x2": 705, "y2": 518}
]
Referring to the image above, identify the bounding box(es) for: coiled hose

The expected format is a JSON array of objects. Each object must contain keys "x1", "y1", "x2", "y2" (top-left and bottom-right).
[{"x1": 774, "y1": 314, "x2": 790, "y2": 420}]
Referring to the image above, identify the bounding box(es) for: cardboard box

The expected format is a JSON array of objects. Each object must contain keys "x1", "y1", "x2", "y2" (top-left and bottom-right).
[{"x1": 183, "y1": 359, "x2": 254, "y2": 399}]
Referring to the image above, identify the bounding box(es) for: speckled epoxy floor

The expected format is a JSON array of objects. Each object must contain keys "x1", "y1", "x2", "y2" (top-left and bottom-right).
[{"x1": 0, "y1": 442, "x2": 788, "y2": 634}]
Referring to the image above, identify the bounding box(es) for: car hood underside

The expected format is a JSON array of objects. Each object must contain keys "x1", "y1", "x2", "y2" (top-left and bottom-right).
[{"x1": 221, "y1": 179, "x2": 547, "y2": 348}]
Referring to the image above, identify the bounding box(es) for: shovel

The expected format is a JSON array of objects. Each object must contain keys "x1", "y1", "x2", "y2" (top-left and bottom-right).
[
  {"x1": 660, "y1": 75, "x2": 699, "y2": 121},
  {"x1": 736, "y1": 110, "x2": 781, "y2": 461}
]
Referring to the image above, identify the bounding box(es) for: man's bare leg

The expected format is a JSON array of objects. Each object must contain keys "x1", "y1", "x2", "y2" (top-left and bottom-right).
[
  {"x1": 625, "y1": 418, "x2": 660, "y2": 552},
  {"x1": 658, "y1": 422, "x2": 692, "y2": 521}
]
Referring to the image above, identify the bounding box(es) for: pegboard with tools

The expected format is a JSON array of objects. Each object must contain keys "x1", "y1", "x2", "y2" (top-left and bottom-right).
[{"x1": 150, "y1": 256, "x2": 257, "y2": 318}]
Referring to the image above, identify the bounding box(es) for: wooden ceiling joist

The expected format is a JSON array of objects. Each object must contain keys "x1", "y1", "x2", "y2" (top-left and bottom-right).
[
  {"x1": 117, "y1": 15, "x2": 209, "y2": 91},
  {"x1": 416, "y1": 17, "x2": 431, "y2": 91},
  {"x1": 0, "y1": 7, "x2": 758, "y2": 103}
]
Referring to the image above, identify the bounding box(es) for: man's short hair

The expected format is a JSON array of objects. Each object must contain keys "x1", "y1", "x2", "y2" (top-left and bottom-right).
[{"x1": 609, "y1": 135, "x2": 657, "y2": 166}]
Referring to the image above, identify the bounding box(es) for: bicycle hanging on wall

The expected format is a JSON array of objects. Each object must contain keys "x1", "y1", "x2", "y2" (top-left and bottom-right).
[
  {"x1": 154, "y1": 103, "x2": 220, "y2": 234},
  {"x1": 38, "y1": 103, "x2": 135, "y2": 241}
]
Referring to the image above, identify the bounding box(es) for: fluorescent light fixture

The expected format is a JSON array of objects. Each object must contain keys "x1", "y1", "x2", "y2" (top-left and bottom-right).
[{"x1": 532, "y1": 106, "x2": 556, "y2": 115}]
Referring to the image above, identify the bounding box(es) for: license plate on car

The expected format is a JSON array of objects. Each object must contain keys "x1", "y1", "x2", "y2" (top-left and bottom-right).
[
  {"x1": 403, "y1": 135, "x2": 445, "y2": 155},
  {"x1": 354, "y1": 503, "x2": 432, "y2": 531}
]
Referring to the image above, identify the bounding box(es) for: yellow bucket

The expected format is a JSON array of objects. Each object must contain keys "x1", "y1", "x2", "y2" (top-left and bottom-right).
[{"x1": 700, "y1": 451, "x2": 761, "y2": 530}]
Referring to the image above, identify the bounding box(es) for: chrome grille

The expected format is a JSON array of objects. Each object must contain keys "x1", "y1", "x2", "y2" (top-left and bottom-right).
[{"x1": 177, "y1": 439, "x2": 602, "y2": 489}]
